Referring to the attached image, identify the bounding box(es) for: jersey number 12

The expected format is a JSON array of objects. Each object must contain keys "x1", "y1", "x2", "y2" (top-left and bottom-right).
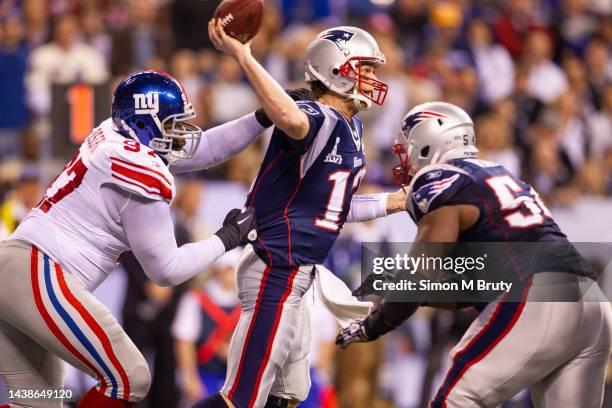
[{"x1": 315, "y1": 168, "x2": 366, "y2": 232}]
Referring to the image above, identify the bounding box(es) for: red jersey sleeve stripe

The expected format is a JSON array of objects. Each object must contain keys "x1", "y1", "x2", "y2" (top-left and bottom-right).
[
  {"x1": 111, "y1": 163, "x2": 173, "y2": 200},
  {"x1": 111, "y1": 173, "x2": 163, "y2": 198},
  {"x1": 110, "y1": 156, "x2": 171, "y2": 185},
  {"x1": 111, "y1": 175, "x2": 163, "y2": 198}
]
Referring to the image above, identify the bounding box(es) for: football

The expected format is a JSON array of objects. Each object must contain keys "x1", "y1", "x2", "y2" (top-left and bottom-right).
[{"x1": 213, "y1": 0, "x2": 264, "y2": 44}]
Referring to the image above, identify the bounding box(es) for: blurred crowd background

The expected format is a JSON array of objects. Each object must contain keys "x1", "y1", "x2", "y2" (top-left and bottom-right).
[{"x1": 0, "y1": 0, "x2": 611, "y2": 407}]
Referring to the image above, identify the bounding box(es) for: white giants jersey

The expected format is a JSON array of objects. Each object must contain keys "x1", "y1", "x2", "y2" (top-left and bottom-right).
[{"x1": 12, "y1": 119, "x2": 176, "y2": 290}]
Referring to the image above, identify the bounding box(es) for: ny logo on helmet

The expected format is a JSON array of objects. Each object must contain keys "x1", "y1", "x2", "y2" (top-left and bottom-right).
[
  {"x1": 134, "y1": 92, "x2": 159, "y2": 115},
  {"x1": 319, "y1": 29, "x2": 355, "y2": 52}
]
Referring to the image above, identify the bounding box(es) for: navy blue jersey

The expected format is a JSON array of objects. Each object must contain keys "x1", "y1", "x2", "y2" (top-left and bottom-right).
[
  {"x1": 247, "y1": 101, "x2": 366, "y2": 267},
  {"x1": 407, "y1": 158, "x2": 566, "y2": 242},
  {"x1": 407, "y1": 158, "x2": 593, "y2": 279}
]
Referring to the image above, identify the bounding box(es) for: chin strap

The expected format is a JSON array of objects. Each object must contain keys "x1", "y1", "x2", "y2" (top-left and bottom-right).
[{"x1": 352, "y1": 90, "x2": 372, "y2": 112}]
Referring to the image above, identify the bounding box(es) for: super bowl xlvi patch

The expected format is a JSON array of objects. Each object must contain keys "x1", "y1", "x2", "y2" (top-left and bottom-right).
[
  {"x1": 412, "y1": 173, "x2": 460, "y2": 213},
  {"x1": 325, "y1": 137, "x2": 343, "y2": 165}
]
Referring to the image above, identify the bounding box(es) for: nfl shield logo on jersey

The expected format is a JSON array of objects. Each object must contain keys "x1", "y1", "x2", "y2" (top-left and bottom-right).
[{"x1": 133, "y1": 92, "x2": 160, "y2": 115}]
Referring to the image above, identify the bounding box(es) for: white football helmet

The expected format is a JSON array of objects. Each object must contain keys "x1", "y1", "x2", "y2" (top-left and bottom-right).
[
  {"x1": 393, "y1": 102, "x2": 478, "y2": 186},
  {"x1": 305, "y1": 26, "x2": 388, "y2": 111}
]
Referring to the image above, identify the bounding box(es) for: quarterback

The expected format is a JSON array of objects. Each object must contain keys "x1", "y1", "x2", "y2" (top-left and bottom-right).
[
  {"x1": 0, "y1": 71, "x2": 266, "y2": 407},
  {"x1": 194, "y1": 20, "x2": 408, "y2": 408},
  {"x1": 337, "y1": 102, "x2": 612, "y2": 407}
]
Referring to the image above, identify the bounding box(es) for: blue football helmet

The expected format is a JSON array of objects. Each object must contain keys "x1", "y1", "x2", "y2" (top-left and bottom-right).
[{"x1": 111, "y1": 71, "x2": 201, "y2": 165}]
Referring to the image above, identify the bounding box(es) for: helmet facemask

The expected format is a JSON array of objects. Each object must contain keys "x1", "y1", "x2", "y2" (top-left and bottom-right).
[
  {"x1": 339, "y1": 57, "x2": 388, "y2": 109},
  {"x1": 151, "y1": 103, "x2": 202, "y2": 166},
  {"x1": 392, "y1": 141, "x2": 415, "y2": 189},
  {"x1": 392, "y1": 136, "x2": 440, "y2": 189}
]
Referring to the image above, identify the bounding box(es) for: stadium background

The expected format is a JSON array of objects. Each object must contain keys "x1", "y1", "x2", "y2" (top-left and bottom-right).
[{"x1": 0, "y1": 0, "x2": 611, "y2": 406}]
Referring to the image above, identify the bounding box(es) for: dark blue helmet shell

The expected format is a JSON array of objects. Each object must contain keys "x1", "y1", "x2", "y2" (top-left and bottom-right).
[{"x1": 111, "y1": 71, "x2": 201, "y2": 164}]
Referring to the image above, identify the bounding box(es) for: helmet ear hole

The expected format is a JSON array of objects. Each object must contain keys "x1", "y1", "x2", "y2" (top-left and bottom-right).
[
  {"x1": 136, "y1": 121, "x2": 145, "y2": 129},
  {"x1": 332, "y1": 68, "x2": 340, "y2": 75},
  {"x1": 420, "y1": 146, "x2": 430, "y2": 158}
]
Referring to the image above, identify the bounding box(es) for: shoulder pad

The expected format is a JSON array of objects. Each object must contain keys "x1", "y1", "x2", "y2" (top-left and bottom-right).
[
  {"x1": 407, "y1": 163, "x2": 471, "y2": 219},
  {"x1": 103, "y1": 139, "x2": 175, "y2": 203}
]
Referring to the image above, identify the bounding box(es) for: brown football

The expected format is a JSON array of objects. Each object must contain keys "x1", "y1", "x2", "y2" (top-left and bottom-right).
[{"x1": 213, "y1": 0, "x2": 264, "y2": 44}]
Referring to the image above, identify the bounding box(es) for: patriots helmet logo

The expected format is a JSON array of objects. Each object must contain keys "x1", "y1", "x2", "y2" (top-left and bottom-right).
[
  {"x1": 402, "y1": 111, "x2": 447, "y2": 133},
  {"x1": 319, "y1": 29, "x2": 356, "y2": 52}
]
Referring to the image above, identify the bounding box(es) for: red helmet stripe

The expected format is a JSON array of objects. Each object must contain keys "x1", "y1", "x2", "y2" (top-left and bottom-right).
[{"x1": 420, "y1": 111, "x2": 447, "y2": 118}]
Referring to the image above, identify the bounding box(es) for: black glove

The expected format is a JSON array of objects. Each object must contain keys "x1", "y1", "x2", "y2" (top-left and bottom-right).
[
  {"x1": 215, "y1": 208, "x2": 258, "y2": 251},
  {"x1": 254, "y1": 88, "x2": 316, "y2": 128},
  {"x1": 335, "y1": 317, "x2": 380, "y2": 349},
  {"x1": 335, "y1": 300, "x2": 420, "y2": 349}
]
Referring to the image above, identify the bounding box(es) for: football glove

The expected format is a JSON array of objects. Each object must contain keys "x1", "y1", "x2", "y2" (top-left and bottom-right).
[
  {"x1": 255, "y1": 88, "x2": 316, "y2": 128},
  {"x1": 215, "y1": 208, "x2": 258, "y2": 251},
  {"x1": 335, "y1": 300, "x2": 421, "y2": 349},
  {"x1": 335, "y1": 317, "x2": 379, "y2": 349}
]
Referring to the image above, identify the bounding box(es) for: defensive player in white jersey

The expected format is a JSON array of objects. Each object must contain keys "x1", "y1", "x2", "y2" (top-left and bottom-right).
[{"x1": 0, "y1": 70, "x2": 277, "y2": 407}]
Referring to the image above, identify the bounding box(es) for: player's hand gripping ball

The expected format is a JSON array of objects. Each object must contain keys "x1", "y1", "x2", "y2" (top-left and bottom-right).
[{"x1": 213, "y1": 0, "x2": 264, "y2": 43}]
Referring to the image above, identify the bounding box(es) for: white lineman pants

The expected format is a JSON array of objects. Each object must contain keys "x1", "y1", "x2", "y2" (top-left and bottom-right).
[
  {"x1": 0, "y1": 240, "x2": 150, "y2": 407},
  {"x1": 432, "y1": 273, "x2": 612, "y2": 407},
  {"x1": 221, "y1": 245, "x2": 314, "y2": 408}
]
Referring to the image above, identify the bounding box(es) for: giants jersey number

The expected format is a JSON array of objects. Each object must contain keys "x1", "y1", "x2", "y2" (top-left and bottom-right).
[{"x1": 37, "y1": 151, "x2": 88, "y2": 213}]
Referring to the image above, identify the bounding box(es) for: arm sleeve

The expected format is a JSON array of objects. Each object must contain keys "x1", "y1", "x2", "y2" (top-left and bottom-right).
[
  {"x1": 346, "y1": 193, "x2": 389, "y2": 223},
  {"x1": 117, "y1": 189, "x2": 226, "y2": 286},
  {"x1": 171, "y1": 113, "x2": 266, "y2": 174}
]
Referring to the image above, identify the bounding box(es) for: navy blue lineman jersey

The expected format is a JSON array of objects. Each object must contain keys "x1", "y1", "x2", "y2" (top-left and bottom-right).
[
  {"x1": 246, "y1": 101, "x2": 366, "y2": 267},
  {"x1": 407, "y1": 158, "x2": 594, "y2": 278}
]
